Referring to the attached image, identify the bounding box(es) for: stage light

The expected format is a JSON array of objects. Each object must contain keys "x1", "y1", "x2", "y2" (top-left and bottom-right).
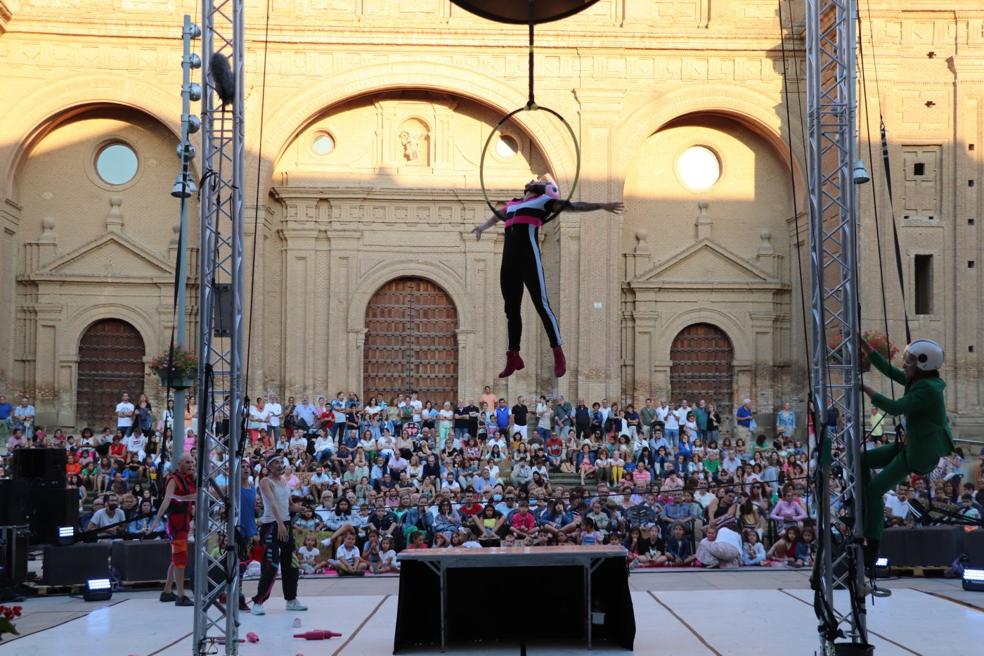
[
  {"x1": 83, "y1": 578, "x2": 113, "y2": 602},
  {"x1": 171, "y1": 172, "x2": 197, "y2": 198},
  {"x1": 852, "y1": 159, "x2": 871, "y2": 184},
  {"x1": 185, "y1": 115, "x2": 201, "y2": 133},
  {"x1": 875, "y1": 557, "x2": 888, "y2": 568},
  {"x1": 187, "y1": 53, "x2": 202, "y2": 69},
  {"x1": 186, "y1": 82, "x2": 202, "y2": 101},
  {"x1": 963, "y1": 568, "x2": 984, "y2": 592},
  {"x1": 57, "y1": 526, "x2": 75, "y2": 546},
  {"x1": 176, "y1": 141, "x2": 196, "y2": 162}
]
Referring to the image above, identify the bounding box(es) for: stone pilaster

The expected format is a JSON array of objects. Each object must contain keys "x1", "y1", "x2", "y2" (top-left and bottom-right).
[{"x1": 571, "y1": 89, "x2": 624, "y2": 401}]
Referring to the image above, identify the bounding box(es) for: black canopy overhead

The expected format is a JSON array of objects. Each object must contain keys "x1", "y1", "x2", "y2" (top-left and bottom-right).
[{"x1": 449, "y1": 0, "x2": 600, "y2": 25}]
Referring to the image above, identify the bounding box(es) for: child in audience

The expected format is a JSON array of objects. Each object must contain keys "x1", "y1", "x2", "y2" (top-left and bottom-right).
[
  {"x1": 377, "y1": 537, "x2": 399, "y2": 573},
  {"x1": 665, "y1": 522, "x2": 696, "y2": 566},
  {"x1": 297, "y1": 533, "x2": 324, "y2": 575},
  {"x1": 331, "y1": 531, "x2": 367, "y2": 575},
  {"x1": 741, "y1": 528, "x2": 767, "y2": 566}
]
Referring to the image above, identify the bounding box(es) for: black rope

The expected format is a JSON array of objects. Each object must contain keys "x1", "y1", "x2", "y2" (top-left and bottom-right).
[
  {"x1": 527, "y1": 0, "x2": 535, "y2": 108},
  {"x1": 242, "y1": 0, "x2": 272, "y2": 415}
]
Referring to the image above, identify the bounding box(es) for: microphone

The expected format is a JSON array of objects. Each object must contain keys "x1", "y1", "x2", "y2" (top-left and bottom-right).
[{"x1": 210, "y1": 53, "x2": 236, "y2": 106}]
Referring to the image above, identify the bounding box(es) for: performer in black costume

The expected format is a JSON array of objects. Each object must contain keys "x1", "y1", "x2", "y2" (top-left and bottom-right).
[{"x1": 472, "y1": 174, "x2": 622, "y2": 378}]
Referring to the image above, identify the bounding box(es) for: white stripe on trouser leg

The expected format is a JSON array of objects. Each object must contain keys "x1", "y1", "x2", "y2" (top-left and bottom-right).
[{"x1": 527, "y1": 225, "x2": 562, "y2": 347}]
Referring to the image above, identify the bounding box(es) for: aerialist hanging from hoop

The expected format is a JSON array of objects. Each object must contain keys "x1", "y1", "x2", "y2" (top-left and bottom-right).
[
  {"x1": 472, "y1": 174, "x2": 623, "y2": 379},
  {"x1": 858, "y1": 338, "x2": 954, "y2": 566}
]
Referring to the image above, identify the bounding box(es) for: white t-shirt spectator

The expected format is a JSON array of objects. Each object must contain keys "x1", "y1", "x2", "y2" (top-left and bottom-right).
[
  {"x1": 116, "y1": 401, "x2": 134, "y2": 428},
  {"x1": 267, "y1": 402, "x2": 283, "y2": 428},
  {"x1": 289, "y1": 434, "x2": 308, "y2": 451},
  {"x1": 655, "y1": 405, "x2": 670, "y2": 424},
  {"x1": 125, "y1": 432, "x2": 147, "y2": 455},
  {"x1": 885, "y1": 492, "x2": 911, "y2": 520},
  {"x1": 336, "y1": 543, "x2": 361, "y2": 568},
  {"x1": 89, "y1": 507, "x2": 127, "y2": 529},
  {"x1": 715, "y1": 526, "x2": 743, "y2": 553}
]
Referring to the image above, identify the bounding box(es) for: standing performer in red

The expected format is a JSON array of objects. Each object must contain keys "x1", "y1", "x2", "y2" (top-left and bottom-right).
[
  {"x1": 148, "y1": 453, "x2": 196, "y2": 606},
  {"x1": 472, "y1": 174, "x2": 622, "y2": 378}
]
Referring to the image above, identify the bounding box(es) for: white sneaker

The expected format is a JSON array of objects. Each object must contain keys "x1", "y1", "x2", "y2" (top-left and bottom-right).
[
  {"x1": 251, "y1": 603, "x2": 265, "y2": 616},
  {"x1": 286, "y1": 599, "x2": 308, "y2": 611}
]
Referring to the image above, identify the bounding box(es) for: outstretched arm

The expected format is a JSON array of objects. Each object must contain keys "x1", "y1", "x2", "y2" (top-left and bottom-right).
[
  {"x1": 472, "y1": 205, "x2": 506, "y2": 241},
  {"x1": 549, "y1": 200, "x2": 624, "y2": 214}
]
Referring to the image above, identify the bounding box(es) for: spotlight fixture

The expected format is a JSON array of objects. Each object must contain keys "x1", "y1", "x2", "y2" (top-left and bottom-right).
[
  {"x1": 185, "y1": 115, "x2": 201, "y2": 134},
  {"x1": 171, "y1": 172, "x2": 198, "y2": 198},
  {"x1": 852, "y1": 159, "x2": 871, "y2": 184},
  {"x1": 186, "y1": 82, "x2": 202, "y2": 102},
  {"x1": 187, "y1": 53, "x2": 202, "y2": 69},
  {"x1": 176, "y1": 141, "x2": 196, "y2": 162},
  {"x1": 83, "y1": 578, "x2": 113, "y2": 602},
  {"x1": 963, "y1": 568, "x2": 984, "y2": 592}
]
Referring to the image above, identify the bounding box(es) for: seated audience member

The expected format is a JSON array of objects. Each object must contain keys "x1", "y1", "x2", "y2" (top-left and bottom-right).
[
  {"x1": 741, "y1": 528, "x2": 767, "y2": 566},
  {"x1": 87, "y1": 493, "x2": 127, "y2": 538},
  {"x1": 696, "y1": 524, "x2": 742, "y2": 569},
  {"x1": 297, "y1": 534, "x2": 325, "y2": 574},
  {"x1": 767, "y1": 525, "x2": 804, "y2": 566},
  {"x1": 508, "y1": 499, "x2": 538, "y2": 541},
  {"x1": 330, "y1": 531, "x2": 367, "y2": 576},
  {"x1": 666, "y1": 524, "x2": 697, "y2": 567}
]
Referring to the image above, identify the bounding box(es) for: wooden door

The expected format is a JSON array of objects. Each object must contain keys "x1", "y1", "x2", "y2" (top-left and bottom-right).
[
  {"x1": 670, "y1": 323, "x2": 734, "y2": 415},
  {"x1": 76, "y1": 319, "x2": 146, "y2": 428},
  {"x1": 363, "y1": 277, "x2": 458, "y2": 404}
]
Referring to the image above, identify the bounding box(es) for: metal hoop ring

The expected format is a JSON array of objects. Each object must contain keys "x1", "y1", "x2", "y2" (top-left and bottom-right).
[{"x1": 479, "y1": 104, "x2": 581, "y2": 223}]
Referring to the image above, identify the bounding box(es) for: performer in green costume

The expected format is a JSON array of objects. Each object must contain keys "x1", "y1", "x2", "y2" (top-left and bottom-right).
[{"x1": 859, "y1": 338, "x2": 954, "y2": 564}]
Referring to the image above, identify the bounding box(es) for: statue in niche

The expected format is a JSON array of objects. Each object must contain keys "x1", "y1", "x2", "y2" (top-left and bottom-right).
[{"x1": 400, "y1": 129, "x2": 420, "y2": 163}]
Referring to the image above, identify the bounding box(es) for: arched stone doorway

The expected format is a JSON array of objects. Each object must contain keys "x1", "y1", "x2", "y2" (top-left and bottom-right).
[
  {"x1": 363, "y1": 277, "x2": 458, "y2": 404},
  {"x1": 670, "y1": 323, "x2": 734, "y2": 414},
  {"x1": 76, "y1": 319, "x2": 145, "y2": 428}
]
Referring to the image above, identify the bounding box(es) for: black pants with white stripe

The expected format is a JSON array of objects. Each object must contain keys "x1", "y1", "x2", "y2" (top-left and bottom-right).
[{"x1": 501, "y1": 223, "x2": 562, "y2": 350}]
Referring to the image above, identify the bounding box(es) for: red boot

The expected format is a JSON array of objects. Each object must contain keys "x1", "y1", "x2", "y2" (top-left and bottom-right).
[
  {"x1": 498, "y1": 351, "x2": 525, "y2": 378},
  {"x1": 552, "y1": 346, "x2": 567, "y2": 378}
]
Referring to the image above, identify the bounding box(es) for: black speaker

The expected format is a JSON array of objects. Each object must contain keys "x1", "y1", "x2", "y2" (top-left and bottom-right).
[
  {"x1": 12, "y1": 448, "x2": 67, "y2": 487},
  {"x1": 0, "y1": 526, "x2": 29, "y2": 587},
  {"x1": 42, "y1": 543, "x2": 111, "y2": 586},
  {"x1": 28, "y1": 487, "x2": 79, "y2": 545},
  {"x1": 111, "y1": 540, "x2": 171, "y2": 583},
  {"x1": 0, "y1": 479, "x2": 30, "y2": 525}
]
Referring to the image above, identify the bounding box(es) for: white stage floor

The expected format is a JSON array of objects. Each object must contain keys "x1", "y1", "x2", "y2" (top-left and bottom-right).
[{"x1": 2, "y1": 588, "x2": 981, "y2": 655}]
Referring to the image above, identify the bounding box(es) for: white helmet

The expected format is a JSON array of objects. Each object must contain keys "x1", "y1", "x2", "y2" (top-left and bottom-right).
[{"x1": 903, "y1": 339, "x2": 944, "y2": 371}]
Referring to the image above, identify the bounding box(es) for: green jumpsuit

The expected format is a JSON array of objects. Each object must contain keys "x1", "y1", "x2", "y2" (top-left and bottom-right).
[{"x1": 862, "y1": 350, "x2": 954, "y2": 541}]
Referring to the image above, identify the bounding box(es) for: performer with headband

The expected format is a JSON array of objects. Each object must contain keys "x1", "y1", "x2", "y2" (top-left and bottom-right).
[
  {"x1": 859, "y1": 338, "x2": 954, "y2": 569},
  {"x1": 148, "y1": 453, "x2": 196, "y2": 606},
  {"x1": 472, "y1": 174, "x2": 623, "y2": 379},
  {"x1": 251, "y1": 454, "x2": 308, "y2": 615}
]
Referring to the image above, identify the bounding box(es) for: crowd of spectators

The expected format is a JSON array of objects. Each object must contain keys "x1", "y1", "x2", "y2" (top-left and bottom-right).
[{"x1": 1, "y1": 387, "x2": 982, "y2": 576}]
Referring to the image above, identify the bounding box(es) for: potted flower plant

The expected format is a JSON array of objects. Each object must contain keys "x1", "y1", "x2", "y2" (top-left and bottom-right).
[
  {"x1": 861, "y1": 330, "x2": 898, "y2": 372},
  {"x1": 0, "y1": 604, "x2": 21, "y2": 640},
  {"x1": 149, "y1": 346, "x2": 198, "y2": 390}
]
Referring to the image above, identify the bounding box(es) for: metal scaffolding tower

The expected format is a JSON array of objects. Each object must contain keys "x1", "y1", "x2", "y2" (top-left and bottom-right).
[
  {"x1": 806, "y1": 0, "x2": 870, "y2": 653},
  {"x1": 192, "y1": 0, "x2": 245, "y2": 654}
]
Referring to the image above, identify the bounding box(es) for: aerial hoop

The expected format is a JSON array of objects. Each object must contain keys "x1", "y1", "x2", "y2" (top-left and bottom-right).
[
  {"x1": 479, "y1": 103, "x2": 581, "y2": 222},
  {"x1": 473, "y1": 0, "x2": 583, "y2": 222}
]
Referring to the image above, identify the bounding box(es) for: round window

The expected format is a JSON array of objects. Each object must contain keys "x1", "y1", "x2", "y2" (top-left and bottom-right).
[
  {"x1": 495, "y1": 135, "x2": 519, "y2": 159},
  {"x1": 312, "y1": 133, "x2": 335, "y2": 156},
  {"x1": 676, "y1": 146, "x2": 721, "y2": 191},
  {"x1": 95, "y1": 143, "x2": 138, "y2": 186}
]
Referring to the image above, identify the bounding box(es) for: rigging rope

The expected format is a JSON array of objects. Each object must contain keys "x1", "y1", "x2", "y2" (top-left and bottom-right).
[{"x1": 241, "y1": 0, "x2": 272, "y2": 444}]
